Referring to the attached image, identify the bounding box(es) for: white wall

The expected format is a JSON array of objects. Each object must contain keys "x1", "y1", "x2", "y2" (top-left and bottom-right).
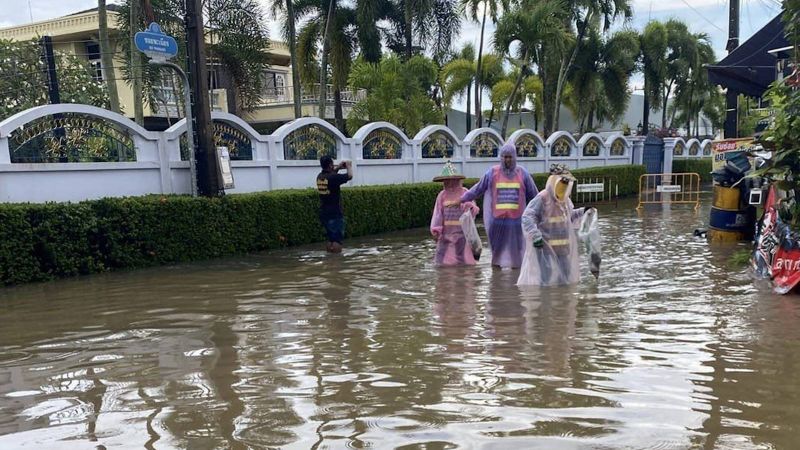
[{"x1": 0, "y1": 104, "x2": 649, "y2": 203}]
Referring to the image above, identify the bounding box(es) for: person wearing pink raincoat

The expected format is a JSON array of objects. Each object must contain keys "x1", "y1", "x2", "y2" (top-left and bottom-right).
[
  {"x1": 430, "y1": 161, "x2": 480, "y2": 266},
  {"x1": 460, "y1": 143, "x2": 538, "y2": 268}
]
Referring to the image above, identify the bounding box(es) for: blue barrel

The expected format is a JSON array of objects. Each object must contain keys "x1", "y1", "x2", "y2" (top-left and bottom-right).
[{"x1": 709, "y1": 206, "x2": 756, "y2": 236}]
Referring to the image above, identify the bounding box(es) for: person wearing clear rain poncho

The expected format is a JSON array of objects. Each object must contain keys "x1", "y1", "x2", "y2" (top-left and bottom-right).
[
  {"x1": 517, "y1": 164, "x2": 596, "y2": 286},
  {"x1": 460, "y1": 143, "x2": 538, "y2": 268},
  {"x1": 430, "y1": 161, "x2": 481, "y2": 266}
]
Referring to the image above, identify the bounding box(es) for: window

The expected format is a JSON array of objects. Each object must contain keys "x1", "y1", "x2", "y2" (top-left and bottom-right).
[
  {"x1": 84, "y1": 42, "x2": 103, "y2": 81},
  {"x1": 154, "y1": 72, "x2": 179, "y2": 116},
  {"x1": 88, "y1": 60, "x2": 103, "y2": 82},
  {"x1": 264, "y1": 71, "x2": 286, "y2": 97},
  {"x1": 207, "y1": 60, "x2": 222, "y2": 89}
]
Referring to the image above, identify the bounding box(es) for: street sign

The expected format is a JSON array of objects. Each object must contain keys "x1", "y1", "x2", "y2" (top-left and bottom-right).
[
  {"x1": 134, "y1": 23, "x2": 178, "y2": 62},
  {"x1": 576, "y1": 182, "x2": 604, "y2": 193},
  {"x1": 657, "y1": 184, "x2": 682, "y2": 193}
]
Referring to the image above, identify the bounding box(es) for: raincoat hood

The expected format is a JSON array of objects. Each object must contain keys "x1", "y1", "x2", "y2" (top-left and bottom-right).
[
  {"x1": 546, "y1": 164, "x2": 576, "y2": 202},
  {"x1": 499, "y1": 143, "x2": 517, "y2": 177}
]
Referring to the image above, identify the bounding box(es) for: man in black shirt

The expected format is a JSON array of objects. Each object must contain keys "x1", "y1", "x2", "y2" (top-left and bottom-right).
[{"x1": 316, "y1": 155, "x2": 353, "y2": 253}]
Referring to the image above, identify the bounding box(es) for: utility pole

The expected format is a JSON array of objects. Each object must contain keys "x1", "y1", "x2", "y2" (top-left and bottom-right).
[
  {"x1": 40, "y1": 36, "x2": 60, "y2": 104},
  {"x1": 130, "y1": 0, "x2": 144, "y2": 125},
  {"x1": 724, "y1": 0, "x2": 739, "y2": 138},
  {"x1": 185, "y1": 0, "x2": 222, "y2": 196}
]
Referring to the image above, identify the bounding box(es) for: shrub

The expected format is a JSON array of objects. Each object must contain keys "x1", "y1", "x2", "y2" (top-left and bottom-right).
[
  {"x1": 0, "y1": 164, "x2": 645, "y2": 285},
  {"x1": 673, "y1": 158, "x2": 712, "y2": 182}
]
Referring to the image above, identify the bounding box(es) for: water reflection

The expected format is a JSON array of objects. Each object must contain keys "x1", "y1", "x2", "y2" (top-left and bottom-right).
[{"x1": 0, "y1": 200, "x2": 797, "y2": 448}]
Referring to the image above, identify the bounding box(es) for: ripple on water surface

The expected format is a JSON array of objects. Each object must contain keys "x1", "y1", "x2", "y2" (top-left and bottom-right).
[{"x1": 0, "y1": 200, "x2": 797, "y2": 449}]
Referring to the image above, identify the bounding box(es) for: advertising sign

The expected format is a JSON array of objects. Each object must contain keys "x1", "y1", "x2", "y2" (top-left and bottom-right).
[{"x1": 711, "y1": 138, "x2": 755, "y2": 172}]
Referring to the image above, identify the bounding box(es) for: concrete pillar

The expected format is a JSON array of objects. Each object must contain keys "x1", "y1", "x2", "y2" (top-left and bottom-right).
[{"x1": 628, "y1": 136, "x2": 645, "y2": 166}]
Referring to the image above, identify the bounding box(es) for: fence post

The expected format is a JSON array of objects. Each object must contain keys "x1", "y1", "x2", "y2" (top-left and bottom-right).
[
  {"x1": 157, "y1": 136, "x2": 174, "y2": 194},
  {"x1": 411, "y1": 141, "x2": 420, "y2": 183},
  {"x1": 268, "y1": 137, "x2": 279, "y2": 191},
  {"x1": 0, "y1": 137, "x2": 10, "y2": 164},
  {"x1": 629, "y1": 136, "x2": 645, "y2": 166},
  {"x1": 663, "y1": 138, "x2": 681, "y2": 175}
]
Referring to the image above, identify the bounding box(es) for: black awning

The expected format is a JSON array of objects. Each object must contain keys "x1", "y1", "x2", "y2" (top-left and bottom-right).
[{"x1": 707, "y1": 14, "x2": 789, "y2": 98}]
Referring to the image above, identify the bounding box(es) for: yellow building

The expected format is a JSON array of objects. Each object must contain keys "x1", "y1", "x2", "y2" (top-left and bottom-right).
[{"x1": 0, "y1": 6, "x2": 364, "y2": 130}]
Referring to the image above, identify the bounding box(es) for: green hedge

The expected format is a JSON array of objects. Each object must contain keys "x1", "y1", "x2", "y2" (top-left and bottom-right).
[
  {"x1": 0, "y1": 164, "x2": 644, "y2": 285},
  {"x1": 673, "y1": 158, "x2": 712, "y2": 182}
]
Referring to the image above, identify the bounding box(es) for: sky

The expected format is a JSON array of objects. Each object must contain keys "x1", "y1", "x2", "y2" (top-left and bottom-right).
[{"x1": 1, "y1": 0, "x2": 784, "y2": 109}]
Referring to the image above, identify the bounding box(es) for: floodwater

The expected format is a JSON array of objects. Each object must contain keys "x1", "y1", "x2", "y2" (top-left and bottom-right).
[{"x1": 0, "y1": 198, "x2": 797, "y2": 449}]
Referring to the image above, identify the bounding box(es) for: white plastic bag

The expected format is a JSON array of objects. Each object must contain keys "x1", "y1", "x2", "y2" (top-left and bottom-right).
[
  {"x1": 460, "y1": 211, "x2": 483, "y2": 260},
  {"x1": 577, "y1": 208, "x2": 602, "y2": 278}
]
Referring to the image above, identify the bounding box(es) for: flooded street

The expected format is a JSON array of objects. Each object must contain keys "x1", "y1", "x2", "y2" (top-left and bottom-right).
[{"x1": 1, "y1": 198, "x2": 797, "y2": 449}]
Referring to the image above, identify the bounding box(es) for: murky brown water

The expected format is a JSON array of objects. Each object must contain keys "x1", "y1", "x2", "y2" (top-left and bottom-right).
[{"x1": 1, "y1": 198, "x2": 797, "y2": 449}]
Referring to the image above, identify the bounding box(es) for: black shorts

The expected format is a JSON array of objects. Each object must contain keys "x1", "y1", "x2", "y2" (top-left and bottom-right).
[{"x1": 322, "y1": 217, "x2": 345, "y2": 243}]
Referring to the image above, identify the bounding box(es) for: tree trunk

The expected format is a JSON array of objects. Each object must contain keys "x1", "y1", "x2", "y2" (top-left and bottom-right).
[
  {"x1": 130, "y1": 0, "x2": 143, "y2": 125},
  {"x1": 98, "y1": 0, "x2": 120, "y2": 114},
  {"x1": 474, "y1": 6, "x2": 487, "y2": 129},
  {"x1": 465, "y1": 81, "x2": 472, "y2": 133},
  {"x1": 318, "y1": 0, "x2": 336, "y2": 119},
  {"x1": 286, "y1": 0, "x2": 302, "y2": 118},
  {"x1": 662, "y1": 80, "x2": 673, "y2": 128},
  {"x1": 487, "y1": 104, "x2": 495, "y2": 127},
  {"x1": 334, "y1": 88, "x2": 344, "y2": 132},
  {"x1": 554, "y1": 12, "x2": 591, "y2": 131},
  {"x1": 501, "y1": 49, "x2": 528, "y2": 138},
  {"x1": 587, "y1": 107, "x2": 594, "y2": 132},
  {"x1": 539, "y1": 52, "x2": 556, "y2": 136},
  {"x1": 404, "y1": 3, "x2": 413, "y2": 59},
  {"x1": 642, "y1": 79, "x2": 649, "y2": 134}
]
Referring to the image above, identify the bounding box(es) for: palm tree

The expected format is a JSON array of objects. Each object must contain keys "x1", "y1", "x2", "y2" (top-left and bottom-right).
[
  {"x1": 494, "y1": 0, "x2": 568, "y2": 137},
  {"x1": 565, "y1": 28, "x2": 639, "y2": 132},
  {"x1": 347, "y1": 55, "x2": 442, "y2": 136},
  {"x1": 522, "y1": 74, "x2": 543, "y2": 131},
  {"x1": 461, "y1": 0, "x2": 509, "y2": 129},
  {"x1": 355, "y1": 0, "x2": 392, "y2": 62},
  {"x1": 640, "y1": 20, "x2": 668, "y2": 132},
  {"x1": 271, "y1": 0, "x2": 303, "y2": 117},
  {"x1": 478, "y1": 53, "x2": 505, "y2": 127},
  {"x1": 659, "y1": 19, "x2": 694, "y2": 128},
  {"x1": 671, "y1": 32, "x2": 714, "y2": 134},
  {"x1": 489, "y1": 69, "x2": 540, "y2": 131},
  {"x1": 441, "y1": 44, "x2": 476, "y2": 132},
  {"x1": 118, "y1": 0, "x2": 270, "y2": 116},
  {"x1": 547, "y1": 0, "x2": 632, "y2": 131},
  {"x1": 295, "y1": 0, "x2": 356, "y2": 131},
  {"x1": 382, "y1": 0, "x2": 461, "y2": 62}
]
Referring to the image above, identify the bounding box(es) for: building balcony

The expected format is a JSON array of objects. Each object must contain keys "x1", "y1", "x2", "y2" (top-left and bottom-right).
[{"x1": 258, "y1": 84, "x2": 367, "y2": 107}]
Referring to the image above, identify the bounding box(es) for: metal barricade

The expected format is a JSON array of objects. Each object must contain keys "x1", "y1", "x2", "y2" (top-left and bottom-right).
[
  {"x1": 573, "y1": 176, "x2": 619, "y2": 206},
  {"x1": 636, "y1": 172, "x2": 701, "y2": 210}
]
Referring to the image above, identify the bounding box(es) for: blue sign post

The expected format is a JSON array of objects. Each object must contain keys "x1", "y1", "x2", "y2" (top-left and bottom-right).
[
  {"x1": 135, "y1": 23, "x2": 198, "y2": 196},
  {"x1": 134, "y1": 23, "x2": 178, "y2": 62}
]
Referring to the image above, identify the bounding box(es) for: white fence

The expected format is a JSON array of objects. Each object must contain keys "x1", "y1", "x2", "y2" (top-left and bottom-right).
[
  {"x1": 1, "y1": 104, "x2": 644, "y2": 203},
  {"x1": 665, "y1": 137, "x2": 714, "y2": 159}
]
